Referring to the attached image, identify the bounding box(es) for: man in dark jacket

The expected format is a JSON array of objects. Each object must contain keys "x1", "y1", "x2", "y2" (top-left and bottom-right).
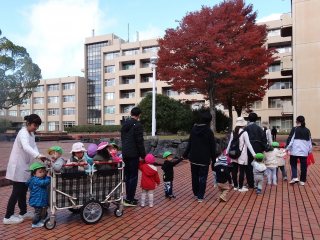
[
  {"x1": 244, "y1": 112, "x2": 268, "y2": 188},
  {"x1": 183, "y1": 110, "x2": 216, "y2": 202},
  {"x1": 121, "y1": 107, "x2": 146, "y2": 206}
]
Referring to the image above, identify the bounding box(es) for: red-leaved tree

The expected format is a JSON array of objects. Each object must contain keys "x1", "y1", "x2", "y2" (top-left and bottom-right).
[{"x1": 157, "y1": 0, "x2": 275, "y2": 131}]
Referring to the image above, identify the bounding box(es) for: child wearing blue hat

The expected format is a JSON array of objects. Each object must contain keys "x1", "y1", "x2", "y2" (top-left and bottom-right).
[{"x1": 213, "y1": 154, "x2": 231, "y2": 202}]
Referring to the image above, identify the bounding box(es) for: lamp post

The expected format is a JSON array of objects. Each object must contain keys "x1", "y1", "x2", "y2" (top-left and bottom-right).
[{"x1": 150, "y1": 56, "x2": 158, "y2": 137}]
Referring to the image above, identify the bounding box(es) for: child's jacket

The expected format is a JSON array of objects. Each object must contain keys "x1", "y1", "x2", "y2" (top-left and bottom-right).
[
  {"x1": 214, "y1": 162, "x2": 231, "y2": 184},
  {"x1": 251, "y1": 161, "x2": 267, "y2": 175},
  {"x1": 26, "y1": 176, "x2": 51, "y2": 207},
  {"x1": 139, "y1": 162, "x2": 160, "y2": 190},
  {"x1": 161, "y1": 157, "x2": 183, "y2": 182},
  {"x1": 275, "y1": 149, "x2": 286, "y2": 166},
  {"x1": 264, "y1": 149, "x2": 278, "y2": 168}
]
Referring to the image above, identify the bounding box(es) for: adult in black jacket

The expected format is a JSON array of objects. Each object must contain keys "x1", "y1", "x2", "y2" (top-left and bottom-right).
[
  {"x1": 121, "y1": 107, "x2": 146, "y2": 206},
  {"x1": 244, "y1": 112, "x2": 267, "y2": 188},
  {"x1": 183, "y1": 110, "x2": 216, "y2": 202}
]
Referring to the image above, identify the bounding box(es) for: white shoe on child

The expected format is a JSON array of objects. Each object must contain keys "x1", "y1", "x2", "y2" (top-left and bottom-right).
[
  {"x1": 31, "y1": 222, "x2": 44, "y2": 228},
  {"x1": 238, "y1": 188, "x2": 248, "y2": 192},
  {"x1": 19, "y1": 211, "x2": 34, "y2": 220},
  {"x1": 233, "y1": 187, "x2": 238, "y2": 191},
  {"x1": 289, "y1": 178, "x2": 299, "y2": 184},
  {"x1": 299, "y1": 181, "x2": 305, "y2": 186}
]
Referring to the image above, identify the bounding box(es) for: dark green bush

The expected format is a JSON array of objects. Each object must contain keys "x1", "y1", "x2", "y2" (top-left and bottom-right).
[{"x1": 65, "y1": 125, "x2": 121, "y2": 133}]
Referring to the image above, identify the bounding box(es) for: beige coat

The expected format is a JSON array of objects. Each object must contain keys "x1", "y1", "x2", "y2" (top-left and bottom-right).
[{"x1": 5, "y1": 127, "x2": 39, "y2": 182}]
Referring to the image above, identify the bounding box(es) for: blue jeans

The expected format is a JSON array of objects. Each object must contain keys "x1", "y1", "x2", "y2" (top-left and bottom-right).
[
  {"x1": 191, "y1": 164, "x2": 209, "y2": 200},
  {"x1": 123, "y1": 157, "x2": 139, "y2": 201},
  {"x1": 290, "y1": 155, "x2": 307, "y2": 182},
  {"x1": 164, "y1": 181, "x2": 173, "y2": 196}
]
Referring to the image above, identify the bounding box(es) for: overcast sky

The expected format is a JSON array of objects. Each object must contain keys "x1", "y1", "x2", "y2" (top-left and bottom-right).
[{"x1": 0, "y1": 0, "x2": 291, "y2": 79}]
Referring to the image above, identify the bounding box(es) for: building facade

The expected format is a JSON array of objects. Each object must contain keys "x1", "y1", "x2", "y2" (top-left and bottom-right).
[{"x1": 0, "y1": 76, "x2": 87, "y2": 131}]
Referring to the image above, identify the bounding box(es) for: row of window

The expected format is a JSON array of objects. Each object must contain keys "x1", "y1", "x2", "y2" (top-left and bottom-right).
[
  {"x1": 34, "y1": 83, "x2": 75, "y2": 92},
  {"x1": 35, "y1": 121, "x2": 76, "y2": 131},
  {"x1": 251, "y1": 98, "x2": 292, "y2": 109},
  {"x1": 32, "y1": 95, "x2": 75, "y2": 104},
  {"x1": 104, "y1": 46, "x2": 159, "y2": 61}
]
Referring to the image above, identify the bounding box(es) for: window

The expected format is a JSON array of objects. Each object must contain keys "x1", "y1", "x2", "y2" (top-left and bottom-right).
[
  {"x1": 63, "y1": 95, "x2": 75, "y2": 102},
  {"x1": 48, "y1": 84, "x2": 59, "y2": 91},
  {"x1": 276, "y1": 46, "x2": 292, "y2": 54},
  {"x1": 121, "y1": 76, "x2": 135, "y2": 84},
  {"x1": 122, "y1": 61, "x2": 135, "y2": 70},
  {"x1": 8, "y1": 110, "x2": 17, "y2": 116},
  {"x1": 105, "y1": 106, "x2": 115, "y2": 114},
  {"x1": 48, "y1": 96, "x2": 59, "y2": 104},
  {"x1": 33, "y1": 97, "x2": 44, "y2": 104},
  {"x1": 22, "y1": 98, "x2": 31, "y2": 105},
  {"x1": 268, "y1": 97, "x2": 292, "y2": 109},
  {"x1": 33, "y1": 109, "x2": 44, "y2": 116},
  {"x1": 104, "y1": 92, "x2": 115, "y2": 100},
  {"x1": 48, "y1": 121, "x2": 59, "y2": 131},
  {"x1": 63, "y1": 108, "x2": 75, "y2": 115},
  {"x1": 252, "y1": 101, "x2": 262, "y2": 109},
  {"x1": 104, "y1": 51, "x2": 120, "y2": 60},
  {"x1": 105, "y1": 78, "x2": 115, "y2": 87},
  {"x1": 121, "y1": 104, "x2": 135, "y2": 113},
  {"x1": 38, "y1": 124, "x2": 45, "y2": 131},
  {"x1": 141, "y1": 74, "x2": 152, "y2": 83},
  {"x1": 142, "y1": 46, "x2": 159, "y2": 54},
  {"x1": 20, "y1": 110, "x2": 30, "y2": 117},
  {"x1": 104, "y1": 120, "x2": 115, "y2": 125},
  {"x1": 270, "y1": 117, "x2": 293, "y2": 133},
  {"x1": 48, "y1": 108, "x2": 59, "y2": 116},
  {"x1": 268, "y1": 64, "x2": 281, "y2": 72},
  {"x1": 105, "y1": 65, "x2": 115, "y2": 73},
  {"x1": 141, "y1": 89, "x2": 152, "y2": 97},
  {"x1": 268, "y1": 29, "x2": 281, "y2": 37},
  {"x1": 34, "y1": 85, "x2": 44, "y2": 92},
  {"x1": 63, "y1": 121, "x2": 76, "y2": 129},
  {"x1": 269, "y1": 80, "x2": 292, "y2": 90},
  {"x1": 140, "y1": 60, "x2": 150, "y2": 68},
  {"x1": 0, "y1": 110, "x2": 5, "y2": 116},
  {"x1": 63, "y1": 83, "x2": 75, "y2": 90},
  {"x1": 120, "y1": 91, "x2": 135, "y2": 99},
  {"x1": 122, "y1": 48, "x2": 139, "y2": 56},
  {"x1": 163, "y1": 88, "x2": 179, "y2": 97}
]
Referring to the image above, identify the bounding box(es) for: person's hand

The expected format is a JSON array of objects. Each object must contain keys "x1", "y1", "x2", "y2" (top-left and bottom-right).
[{"x1": 37, "y1": 154, "x2": 47, "y2": 161}]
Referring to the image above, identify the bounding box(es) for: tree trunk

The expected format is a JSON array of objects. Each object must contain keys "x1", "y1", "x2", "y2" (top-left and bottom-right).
[
  {"x1": 235, "y1": 106, "x2": 242, "y2": 117},
  {"x1": 208, "y1": 82, "x2": 216, "y2": 133},
  {"x1": 227, "y1": 102, "x2": 233, "y2": 133}
]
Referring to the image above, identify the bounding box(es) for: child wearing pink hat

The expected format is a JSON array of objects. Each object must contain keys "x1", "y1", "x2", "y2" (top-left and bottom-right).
[{"x1": 139, "y1": 154, "x2": 160, "y2": 207}]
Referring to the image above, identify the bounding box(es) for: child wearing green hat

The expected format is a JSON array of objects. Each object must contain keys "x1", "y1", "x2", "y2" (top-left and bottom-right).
[
  {"x1": 47, "y1": 146, "x2": 66, "y2": 173},
  {"x1": 26, "y1": 162, "x2": 51, "y2": 228},
  {"x1": 251, "y1": 153, "x2": 267, "y2": 194},
  {"x1": 158, "y1": 151, "x2": 183, "y2": 198}
]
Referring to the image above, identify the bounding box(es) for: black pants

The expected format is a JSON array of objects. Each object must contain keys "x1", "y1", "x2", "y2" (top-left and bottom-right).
[
  {"x1": 231, "y1": 162, "x2": 239, "y2": 188},
  {"x1": 123, "y1": 157, "x2": 139, "y2": 201},
  {"x1": 33, "y1": 207, "x2": 47, "y2": 224},
  {"x1": 191, "y1": 164, "x2": 209, "y2": 200},
  {"x1": 5, "y1": 181, "x2": 28, "y2": 219},
  {"x1": 246, "y1": 152, "x2": 255, "y2": 188},
  {"x1": 239, "y1": 164, "x2": 248, "y2": 189},
  {"x1": 290, "y1": 155, "x2": 308, "y2": 182}
]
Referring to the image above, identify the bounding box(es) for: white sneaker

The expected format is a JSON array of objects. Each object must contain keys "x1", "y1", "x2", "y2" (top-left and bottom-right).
[
  {"x1": 31, "y1": 222, "x2": 44, "y2": 228},
  {"x1": 289, "y1": 178, "x2": 299, "y2": 184},
  {"x1": 238, "y1": 188, "x2": 249, "y2": 192},
  {"x1": 299, "y1": 181, "x2": 305, "y2": 186},
  {"x1": 233, "y1": 187, "x2": 238, "y2": 191},
  {"x1": 19, "y1": 211, "x2": 34, "y2": 220},
  {"x1": 3, "y1": 215, "x2": 24, "y2": 224}
]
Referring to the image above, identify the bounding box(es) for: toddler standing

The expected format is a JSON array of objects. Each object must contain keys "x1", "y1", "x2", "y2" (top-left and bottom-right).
[
  {"x1": 26, "y1": 162, "x2": 51, "y2": 228},
  {"x1": 251, "y1": 153, "x2": 267, "y2": 194},
  {"x1": 264, "y1": 142, "x2": 279, "y2": 185},
  {"x1": 213, "y1": 154, "x2": 231, "y2": 202},
  {"x1": 276, "y1": 142, "x2": 288, "y2": 181},
  {"x1": 139, "y1": 154, "x2": 160, "y2": 207}
]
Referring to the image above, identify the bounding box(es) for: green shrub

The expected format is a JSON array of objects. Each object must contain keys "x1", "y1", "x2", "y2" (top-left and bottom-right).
[{"x1": 65, "y1": 125, "x2": 121, "y2": 133}]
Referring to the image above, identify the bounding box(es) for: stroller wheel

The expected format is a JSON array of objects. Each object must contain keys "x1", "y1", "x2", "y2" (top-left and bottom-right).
[
  {"x1": 81, "y1": 200, "x2": 103, "y2": 224},
  {"x1": 114, "y1": 208, "x2": 123, "y2": 217},
  {"x1": 44, "y1": 219, "x2": 56, "y2": 230}
]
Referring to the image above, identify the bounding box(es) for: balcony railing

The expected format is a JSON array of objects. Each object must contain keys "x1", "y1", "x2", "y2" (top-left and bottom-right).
[{"x1": 280, "y1": 13, "x2": 292, "y2": 37}]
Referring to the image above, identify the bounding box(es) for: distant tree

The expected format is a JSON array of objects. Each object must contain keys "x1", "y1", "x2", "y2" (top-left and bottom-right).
[
  {"x1": 157, "y1": 0, "x2": 275, "y2": 132},
  {"x1": 0, "y1": 29, "x2": 41, "y2": 109},
  {"x1": 138, "y1": 94, "x2": 193, "y2": 134}
]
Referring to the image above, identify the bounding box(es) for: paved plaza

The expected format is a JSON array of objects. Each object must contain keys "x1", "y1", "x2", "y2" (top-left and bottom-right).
[{"x1": 0, "y1": 138, "x2": 319, "y2": 239}]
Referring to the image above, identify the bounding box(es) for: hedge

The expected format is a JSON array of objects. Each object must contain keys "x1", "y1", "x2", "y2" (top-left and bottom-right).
[{"x1": 64, "y1": 125, "x2": 121, "y2": 133}]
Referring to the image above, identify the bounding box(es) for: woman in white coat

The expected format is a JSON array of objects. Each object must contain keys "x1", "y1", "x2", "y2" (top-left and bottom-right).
[
  {"x1": 3, "y1": 114, "x2": 45, "y2": 225},
  {"x1": 226, "y1": 117, "x2": 256, "y2": 192}
]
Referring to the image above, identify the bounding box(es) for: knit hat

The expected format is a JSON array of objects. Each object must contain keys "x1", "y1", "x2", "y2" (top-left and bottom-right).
[
  {"x1": 255, "y1": 153, "x2": 265, "y2": 160},
  {"x1": 70, "y1": 142, "x2": 87, "y2": 153},
  {"x1": 271, "y1": 142, "x2": 279, "y2": 147},
  {"x1": 29, "y1": 162, "x2": 45, "y2": 171},
  {"x1": 97, "y1": 142, "x2": 109, "y2": 151},
  {"x1": 163, "y1": 151, "x2": 172, "y2": 159},
  {"x1": 145, "y1": 154, "x2": 155, "y2": 164},
  {"x1": 279, "y1": 142, "x2": 286, "y2": 148},
  {"x1": 47, "y1": 146, "x2": 63, "y2": 155},
  {"x1": 87, "y1": 143, "x2": 98, "y2": 158}
]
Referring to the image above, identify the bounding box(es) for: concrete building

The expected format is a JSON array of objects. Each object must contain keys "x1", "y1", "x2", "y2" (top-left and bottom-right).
[
  {"x1": 0, "y1": 76, "x2": 87, "y2": 131},
  {"x1": 84, "y1": 34, "x2": 205, "y2": 126}
]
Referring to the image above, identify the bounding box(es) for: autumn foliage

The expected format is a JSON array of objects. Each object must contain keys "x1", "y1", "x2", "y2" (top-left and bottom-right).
[{"x1": 157, "y1": 0, "x2": 275, "y2": 131}]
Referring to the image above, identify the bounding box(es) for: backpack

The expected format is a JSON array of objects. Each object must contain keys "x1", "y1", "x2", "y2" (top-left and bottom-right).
[{"x1": 228, "y1": 131, "x2": 245, "y2": 159}]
